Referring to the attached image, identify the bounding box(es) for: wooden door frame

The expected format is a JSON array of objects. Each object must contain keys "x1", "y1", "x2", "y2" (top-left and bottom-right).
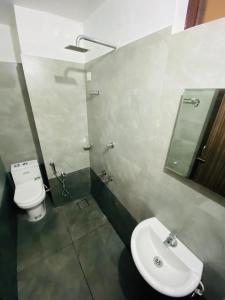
[{"x1": 185, "y1": 0, "x2": 206, "y2": 29}]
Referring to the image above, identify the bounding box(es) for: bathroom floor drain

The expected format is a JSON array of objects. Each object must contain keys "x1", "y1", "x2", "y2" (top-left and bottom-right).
[
  {"x1": 77, "y1": 198, "x2": 89, "y2": 210},
  {"x1": 153, "y1": 256, "x2": 163, "y2": 268}
]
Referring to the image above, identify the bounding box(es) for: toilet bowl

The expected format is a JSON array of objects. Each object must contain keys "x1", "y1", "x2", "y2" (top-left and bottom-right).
[{"x1": 11, "y1": 160, "x2": 46, "y2": 222}]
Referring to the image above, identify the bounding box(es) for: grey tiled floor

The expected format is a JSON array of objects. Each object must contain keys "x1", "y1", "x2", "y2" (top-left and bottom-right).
[
  {"x1": 17, "y1": 195, "x2": 154, "y2": 300},
  {"x1": 59, "y1": 196, "x2": 107, "y2": 241}
]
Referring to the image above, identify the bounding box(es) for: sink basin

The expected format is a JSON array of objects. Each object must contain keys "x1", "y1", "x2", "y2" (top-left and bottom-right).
[{"x1": 131, "y1": 217, "x2": 203, "y2": 298}]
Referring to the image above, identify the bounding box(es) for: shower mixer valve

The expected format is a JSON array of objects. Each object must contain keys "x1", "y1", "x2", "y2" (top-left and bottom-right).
[
  {"x1": 98, "y1": 170, "x2": 107, "y2": 177},
  {"x1": 97, "y1": 170, "x2": 113, "y2": 184},
  {"x1": 103, "y1": 175, "x2": 113, "y2": 184}
]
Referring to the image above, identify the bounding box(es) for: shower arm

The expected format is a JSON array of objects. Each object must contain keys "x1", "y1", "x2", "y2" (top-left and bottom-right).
[{"x1": 76, "y1": 35, "x2": 116, "y2": 50}]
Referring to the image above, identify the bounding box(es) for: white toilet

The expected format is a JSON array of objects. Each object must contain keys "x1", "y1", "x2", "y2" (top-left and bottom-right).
[{"x1": 11, "y1": 160, "x2": 46, "y2": 222}]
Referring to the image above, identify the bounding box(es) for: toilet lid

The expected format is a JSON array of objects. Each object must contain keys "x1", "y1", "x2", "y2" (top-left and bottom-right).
[{"x1": 14, "y1": 180, "x2": 45, "y2": 206}]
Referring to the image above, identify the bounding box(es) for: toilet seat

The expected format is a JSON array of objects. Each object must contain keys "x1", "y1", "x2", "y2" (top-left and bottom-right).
[{"x1": 14, "y1": 180, "x2": 46, "y2": 209}]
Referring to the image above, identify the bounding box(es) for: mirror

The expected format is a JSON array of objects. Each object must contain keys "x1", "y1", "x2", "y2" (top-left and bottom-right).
[{"x1": 166, "y1": 89, "x2": 225, "y2": 198}]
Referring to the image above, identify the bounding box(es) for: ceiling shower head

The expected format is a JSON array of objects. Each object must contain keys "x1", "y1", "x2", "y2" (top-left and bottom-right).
[
  {"x1": 64, "y1": 45, "x2": 89, "y2": 53},
  {"x1": 65, "y1": 35, "x2": 116, "y2": 53}
]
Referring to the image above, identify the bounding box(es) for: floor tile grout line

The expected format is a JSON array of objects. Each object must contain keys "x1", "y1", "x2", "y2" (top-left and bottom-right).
[
  {"x1": 58, "y1": 197, "x2": 109, "y2": 243},
  {"x1": 17, "y1": 196, "x2": 104, "y2": 274},
  {"x1": 56, "y1": 196, "x2": 104, "y2": 300},
  {"x1": 71, "y1": 242, "x2": 95, "y2": 300},
  {"x1": 17, "y1": 205, "x2": 74, "y2": 273},
  {"x1": 60, "y1": 208, "x2": 74, "y2": 243},
  {"x1": 71, "y1": 221, "x2": 109, "y2": 244},
  {"x1": 17, "y1": 242, "x2": 73, "y2": 273}
]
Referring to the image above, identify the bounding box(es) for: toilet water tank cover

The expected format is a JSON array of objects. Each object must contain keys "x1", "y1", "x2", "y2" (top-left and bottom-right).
[{"x1": 14, "y1": 180, "x2": 44, "y2": 205}]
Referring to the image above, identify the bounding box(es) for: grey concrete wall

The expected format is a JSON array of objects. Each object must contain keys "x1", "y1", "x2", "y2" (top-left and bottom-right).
[
  {"x1": 22, "y1": 56, "x2": 90, "y2": 180},
  {"x1": 0, "y1": 62, "x2": 37, "y2": 170},
  {"x1": 86, "y1": 20, "x2": 225, "y2": 299}
]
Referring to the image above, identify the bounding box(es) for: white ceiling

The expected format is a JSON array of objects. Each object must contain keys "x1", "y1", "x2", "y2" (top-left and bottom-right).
[{"x1": 0, "y1": 0, "x2": 107, "y2": 24}]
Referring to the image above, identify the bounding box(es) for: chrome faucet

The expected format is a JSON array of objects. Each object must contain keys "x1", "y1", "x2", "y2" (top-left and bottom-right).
[{"x1": 163, "y1": 231, "x2": 177, "y2": 247}]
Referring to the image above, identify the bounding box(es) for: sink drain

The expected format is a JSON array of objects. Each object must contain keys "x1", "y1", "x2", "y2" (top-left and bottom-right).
[{"x1": 153, "y1": 256, "x2": 163, "y2": 268}]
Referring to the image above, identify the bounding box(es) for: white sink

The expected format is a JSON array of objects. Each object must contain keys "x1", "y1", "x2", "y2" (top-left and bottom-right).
[{"x1": 131, "y1": 217, "x2": 203, "y2": 298}]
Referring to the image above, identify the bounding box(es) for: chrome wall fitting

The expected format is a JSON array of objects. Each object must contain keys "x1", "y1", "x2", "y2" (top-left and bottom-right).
[
  {"x1": 191, "y1": 281, "x2": 204, "y2": 297},
  {"x1": 103, "y1": 175, "x2": 113, "y2": 184},
  {"x1": 65, "y1": 34, "x2": 117, "y2": 53},
  {"x1": 106, "y1": 142, "x2": 115, "y2": 150},
  {"x1": 49, "y1": 162, "x2": 70, "y2": 197},
  {"x1": 98, "y1": 170, "x2": 107, "y2": 177},
  {"x1": 44, "y1": 184, "x2": 51, "y2": 193},
  {"x1": 183, "y1": 97, "x2": 200, "y2": 108},
  {"x1": 83, "y1": 144, "x2": 94, "y2": 151},
  {"x1": 88, "y1": 90, "x2": 100, "y2": 96}
]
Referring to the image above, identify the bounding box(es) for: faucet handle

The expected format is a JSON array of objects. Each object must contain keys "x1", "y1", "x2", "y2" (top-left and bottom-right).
[
  {"x1": 170, "y1": 231, "x2": 177, "y2": 238},
  {"x1": 103, "y1": 175, "x2": 113, "y2": 184},
  {"x1": 169, "y1": 231, "x2": 178, "y2": 247},
  {"x1": 98, "y1": 170, "x2": 107, "y2": 177}
]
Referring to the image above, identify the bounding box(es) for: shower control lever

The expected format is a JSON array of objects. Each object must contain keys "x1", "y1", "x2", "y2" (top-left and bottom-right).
[
  {"x1": 103, "y1": 175, "x2": 113, "y2": 184},
  {"x1": 106, "y1": 142, "x2": 115, "y2": 150},
  {"x1": 98, "y1": 170, "x2": 107, "y2": 177}
]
